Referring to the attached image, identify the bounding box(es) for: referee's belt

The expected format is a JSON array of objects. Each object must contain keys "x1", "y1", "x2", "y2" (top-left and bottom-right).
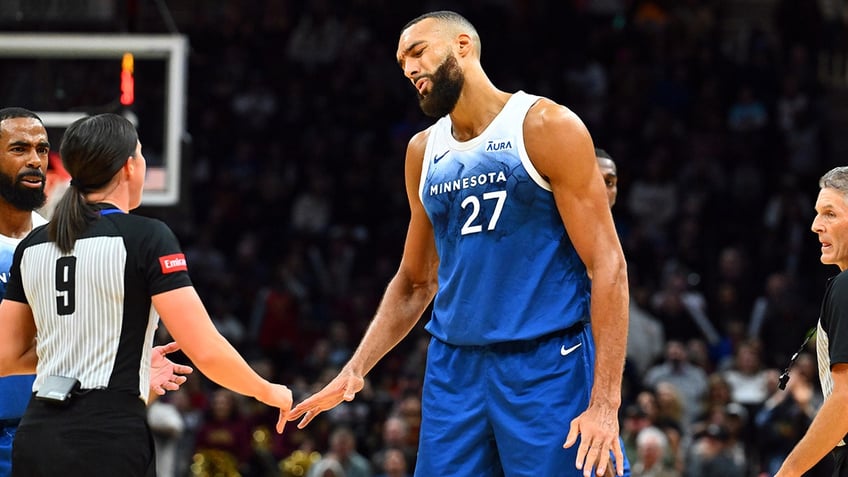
[{"x1": 0, "y1": 418, "x2": 21, "y2": 428}]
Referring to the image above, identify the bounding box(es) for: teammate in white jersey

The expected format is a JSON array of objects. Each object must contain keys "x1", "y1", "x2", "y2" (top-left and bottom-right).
[{"x1": 290, "y1": 11, "x2": 629, "y2": 477}]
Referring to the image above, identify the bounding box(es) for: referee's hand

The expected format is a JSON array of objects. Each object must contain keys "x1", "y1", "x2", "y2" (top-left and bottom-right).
[
  {"x1": 259, "y1": 383, "x2": 293, "y2": 434},
  {"x1": 149, "y1": 341, "x2": 193, "y2": 396}
]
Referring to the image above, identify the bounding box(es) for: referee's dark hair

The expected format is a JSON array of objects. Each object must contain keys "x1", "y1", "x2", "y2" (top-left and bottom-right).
[{"x1": 49, "y1": 113, "x2": 138, "y2": 253}]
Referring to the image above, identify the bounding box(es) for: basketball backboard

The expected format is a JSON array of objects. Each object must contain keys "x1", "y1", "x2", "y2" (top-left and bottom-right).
[{"x1": 0, "y1": 33, "x2": 188, "y2": 206}]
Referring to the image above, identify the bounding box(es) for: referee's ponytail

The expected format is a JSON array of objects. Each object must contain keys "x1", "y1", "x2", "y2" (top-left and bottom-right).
[{"x1": 49, "y1": 113, "x2": 138, "y2": 254}]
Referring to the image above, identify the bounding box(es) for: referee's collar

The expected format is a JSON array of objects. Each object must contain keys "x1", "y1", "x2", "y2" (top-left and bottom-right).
[{"x1": 92, "y1": 202, "x2": 126, "y2": 215}]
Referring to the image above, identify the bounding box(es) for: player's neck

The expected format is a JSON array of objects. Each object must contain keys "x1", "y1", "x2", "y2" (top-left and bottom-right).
[
  {"x1": 0, "y1": 201, "x2": 34, "y2": 238},
  {"x1": 449, "y1": 74, "x2": 511, "y2": 142}
]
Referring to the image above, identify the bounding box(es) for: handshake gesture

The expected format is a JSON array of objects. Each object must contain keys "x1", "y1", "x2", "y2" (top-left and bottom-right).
[
  {"x1": 149, "y1": 341, "x2": 293, "y2": 433},
  {"x1": 287, "y1": 367, "x2": 365, "y2": 429}
]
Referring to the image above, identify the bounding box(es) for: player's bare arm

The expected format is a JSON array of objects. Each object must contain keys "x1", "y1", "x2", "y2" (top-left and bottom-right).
[
  {"x1": 289, "y1": 130, "x2": 440, "y2": 428},
  {"x1": 0, "y1": 299, "x2": 38, "y2": 375},
  {"x1": 347, "y1": 129, "x2": 440, "y2": 377},
  {"x1": 524, "y1": 99, "x2": 628, "y2": 477}
]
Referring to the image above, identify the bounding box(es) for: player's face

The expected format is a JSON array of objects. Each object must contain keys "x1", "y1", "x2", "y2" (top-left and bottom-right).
[
  {"x1": 397, "y1": 19, "x2": 465, "y2": 118},
  {"x1": 128, "y1": 141, "x2": 146, "y2": 210},
  {"x1": 597, "y1": 158, "x2": 618, "y2": 208},
  {"x1": 812, "y1": 187, "x2": 848, "y2": 271},
  {"x1": 0, "y1": 117, "x2": 49, "y2": 211}
]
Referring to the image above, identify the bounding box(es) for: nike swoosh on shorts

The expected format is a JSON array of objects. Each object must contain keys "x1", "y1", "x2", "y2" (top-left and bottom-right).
[{"x1": 560, "y1": 343, "x2": 582, "y2": 356}]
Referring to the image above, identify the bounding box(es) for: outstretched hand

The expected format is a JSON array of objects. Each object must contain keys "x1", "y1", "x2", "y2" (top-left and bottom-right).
[
  {"x1": 149, "y1": 341, "x2": 193, "y2": 396},
  {"x1": 563, "y1": 402, "x2": 624, "y2": 477},
  {"x1": 259, "y1": 383, "x2": 294, "y2": 434},
  {"x1": 287, "y1": 370, "x2": 365, "y2": 429}
]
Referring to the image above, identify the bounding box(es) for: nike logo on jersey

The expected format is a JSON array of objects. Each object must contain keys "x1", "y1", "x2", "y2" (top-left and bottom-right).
[
  {"x1": 433, "y1": 150, "x2": 449, "y2": 163},
  {"x1": 560, "y1": 343, "x2": 582, "y2": 356}
]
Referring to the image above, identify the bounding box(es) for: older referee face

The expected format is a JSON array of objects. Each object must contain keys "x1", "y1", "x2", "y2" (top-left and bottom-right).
[{"x1": 812, "y1": 187, "x2": 848, "y2": 271}]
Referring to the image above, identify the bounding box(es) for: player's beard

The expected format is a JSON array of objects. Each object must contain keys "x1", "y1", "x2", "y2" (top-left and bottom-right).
[
  {"x1": 0, "y1": 170, "x2": 47, "y2": 211},
  {"x1": 418, "y1": 53, "x2": 464, "y2": 118}
]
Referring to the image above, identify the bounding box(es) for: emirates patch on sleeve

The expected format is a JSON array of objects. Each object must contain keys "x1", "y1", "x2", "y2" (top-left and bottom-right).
[{"x1": 159, "y1": 253, "x2": 188, "y2": 274}]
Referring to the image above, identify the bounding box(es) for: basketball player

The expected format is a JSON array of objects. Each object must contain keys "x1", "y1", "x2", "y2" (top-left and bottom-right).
[
  {"x1": 289, "y1": 11, "x2": 630, "y2": 477},
  {"x1": 596, "y1": 148, "x2": 618, "y2": 208}
]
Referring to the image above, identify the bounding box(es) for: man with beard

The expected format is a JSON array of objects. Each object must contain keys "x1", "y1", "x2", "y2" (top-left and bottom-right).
[
  {"x1": 0, "y1": 108, "x2": 192, "y2": 477},
  {"x1": 289, "y1": 11, "x2": 630, "y2": 477},
  {"x1": 0, "y1": 108, "x2": 53, "y2": 477}
]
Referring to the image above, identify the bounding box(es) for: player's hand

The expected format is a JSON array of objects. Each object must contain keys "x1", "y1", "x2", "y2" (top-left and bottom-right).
[
  {"x1": 287, "y1": 370, "x2": 365, "y2": 429},
  {"x1": 563, "y1": 401, "x2": 624, "y2": 477},
  {"x1": 149, "y1": 341, "x2": 193, "y2": 396},
  {"x1": 257, "y1": 383, "x2": 293, "y2": 434}
]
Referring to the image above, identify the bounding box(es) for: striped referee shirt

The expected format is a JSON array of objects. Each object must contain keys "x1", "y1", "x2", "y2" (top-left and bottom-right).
[
  {"x1": 4, "y1": 204, "x2": 192, "y2": 403},
  {"x1": 817, "y1": 270, "x2": 848, "y2": 447}
]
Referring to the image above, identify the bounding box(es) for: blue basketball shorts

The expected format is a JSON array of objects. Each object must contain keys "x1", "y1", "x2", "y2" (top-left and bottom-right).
[
  {"x1": 0, "y1": 423, "x2": 15, "y2": 477},
  {"x1": 414, "y1": 323, "x2": 630, "y2": 477}
]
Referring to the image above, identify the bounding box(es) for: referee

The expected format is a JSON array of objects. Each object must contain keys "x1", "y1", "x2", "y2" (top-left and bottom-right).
[{"x1": 0, "y1": 113, "x2": 292, "y2": 476}]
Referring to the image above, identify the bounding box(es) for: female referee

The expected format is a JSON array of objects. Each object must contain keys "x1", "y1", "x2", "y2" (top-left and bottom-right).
[{"x1": 0, "y1": 113, "x2": 292, "y2": 476}]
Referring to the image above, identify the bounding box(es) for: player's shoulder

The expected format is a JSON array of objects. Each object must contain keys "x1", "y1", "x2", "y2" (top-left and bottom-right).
[
  {"x1": 524, "y1": 96, "x2": 586, "y2": 134},
  {"x1": 410, "y1": 127, "x2": 430, "y2": 147},
  {"x1": 522, "y1": 96, "x2": 592, "y2": 159},
  {"x1": 406, "y1": 126, "x2": 434, "y2": 161}
]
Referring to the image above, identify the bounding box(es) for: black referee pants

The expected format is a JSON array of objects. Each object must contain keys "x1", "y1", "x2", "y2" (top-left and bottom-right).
[
  {"x1": 833, "y1": 446, "x2": 848, "y2": 477},
  {"x1": 12, "y1": 390, "x2": 155, "y2": 477}
]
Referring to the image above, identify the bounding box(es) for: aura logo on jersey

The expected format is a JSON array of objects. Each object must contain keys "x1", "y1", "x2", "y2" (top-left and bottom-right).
[
  {"x1": 485, "y1": 139, "x2": 513, "y2": 152},
  {"x1": 159, "y1": 253, "x2": 188, "y2": 273}
]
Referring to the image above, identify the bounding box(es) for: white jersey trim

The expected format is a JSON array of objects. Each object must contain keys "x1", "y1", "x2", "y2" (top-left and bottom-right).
[
  {"x1": 419, "y1": 91, "x2": 552, "y2": 199},
  {"x1": 817, "y1": 319, "x2": 845, "y2": 446}
]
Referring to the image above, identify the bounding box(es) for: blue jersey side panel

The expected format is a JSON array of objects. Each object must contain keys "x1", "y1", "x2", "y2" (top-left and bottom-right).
[{"x1": 420, "y1": 92, "x2": 590, "y2": 345}]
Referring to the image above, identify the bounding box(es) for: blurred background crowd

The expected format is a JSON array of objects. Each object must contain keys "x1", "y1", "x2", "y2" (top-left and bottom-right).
[{"x1": 2, "y1": 0, "x2": 848, "y2": 476}]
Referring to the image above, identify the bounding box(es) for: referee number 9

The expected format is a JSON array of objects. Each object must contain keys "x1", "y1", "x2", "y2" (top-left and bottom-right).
[{"x1": 55, "y1": 256, "x2": 76, "y2": 315}]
